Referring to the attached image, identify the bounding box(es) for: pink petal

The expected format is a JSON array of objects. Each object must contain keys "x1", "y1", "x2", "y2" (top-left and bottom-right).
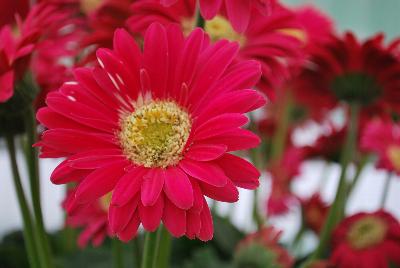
[
  {"x1": 198, "y1": 199, "x2": 213, "y2": 241},
  {"x1": 50, "y1": 160, "x2": 90, "y2": 184},
  {"x1": 202, "y1": 129, "x2": 260, "y2": 151},
  {"x1": 117, "y1": 211, "x2": 140, "y2": 242},
  {"x1": 162, "y1": 199, "x2": 186, "y2": 237},
  {"x1": 141, "y1": 168, "x2": 165, "y2": 206},
  {"x1": 190, "y1": 179, "x2": 204, "y2": 213},
  {"x1": 179, "y1": 159, "x2": 227, "y2": 187},
  {"x1": 0, "y1": 70, "x2": 14, "y2": 102},
  {"x1": 186, "y1": 211, "x2": 201, "y2": 239},
  {"x1": 216, "y1": 154, "x2": 260, "y2": 189},
  {"x1": 164, "y1": 167, "x2": 194, "y2": 210},
  {"x1": 185, "y1": 143, "x2": 227, "y2": 161},
  {"x1": 199, "y1": 0, "x2": 222, "y2": 19},
  {"x1": 139, "y1": 195, "x2": 164, "y2": 232},
  {"x1": 200, "y1": 179, "x2": 239, "y2": 203},
  {"x1": 75, "y1": 161, "x2": 128, "y2": 203},
  {"x1": 225, "y1": 0, "x2": 251, "y2": 33},
  {"x1": 109, "y1": 196, "x2": 139, "y2": 233},
  {"x1": 112, "y1": 167, "x2": 147, "y2": 207}
]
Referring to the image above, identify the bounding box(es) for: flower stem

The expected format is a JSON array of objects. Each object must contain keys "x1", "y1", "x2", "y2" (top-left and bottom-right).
[
  {"x1": 270, "y1": 93, "x2": 292, "y2": 160},
  {"x1": 112, "y1": 238, "x2": 124, "y2": 268},
  {"x1": 24, "y1": 106, "x2": 53, "y2": 268},
  {"x1": 132, "y1": 238, "x2": 142, "y2": 268},
  {"x1": 310, "y1": 103, "x2": 360, "y2": 260},
  {"x1": 153, "y1": 226, "x2": 172, "y2": 268},
  {"x1": 141, "y1": 231, "x2": 159, "y2": 268},
  {"x1": 380, "y1": 173, "x2": 392, "y2": 208},
  {"x1": 195, "y1": 3, "x2": 205, "y2": 28},
  {"x1": 5, "y1": 134, "x2": 40, "y2": 268}
]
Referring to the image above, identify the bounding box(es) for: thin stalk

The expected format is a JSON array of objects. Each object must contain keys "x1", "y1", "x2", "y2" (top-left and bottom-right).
[
  {"x1": 195, "y1": 4, "x2": 205, "y2": 28},
  {"x1": 132, "y1": 238, "x2": 142, "y2": 268},
  {"x1": 6, "y1": 134, "x2": 40, "y2": 268},
  {"x1": 140, "y1": 231, "x2": 159, "y2": 268},
  {"x1": 112, "y1": 238, "x2": 124, "y2": 268},
  {"x1": 153, "y1": 226, "x2": 172, "y2": 268},
  {"x1": 24, "y1": 105, "x2": 53, "y2": 268},
  {"x1": 310, "y1": 103, "x2": 360, "y2": 260},
  {"x1": 380, "y1": 173, "x2": 392, "y2": 208},
  {"x1": 346, "y1": 155, "x2": 369, "y2": 197},
  {"x1": 270, "y1": 94, "x2": 292, "y2": 160}
]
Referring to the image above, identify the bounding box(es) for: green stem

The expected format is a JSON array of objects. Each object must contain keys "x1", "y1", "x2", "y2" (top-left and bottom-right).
[
  {"x1": 270, "y1": 95, "x2": 292, "y2": 160},
  {"x1": 141, "y1": 231, "x2": 159, "y2": 268},
  {"x1": 153, "y1": 226, "x2": 172, "y2": 268},
  {"x1": 310, "y1": 103, "x2": 360, "y2": 260},
  {"x1": 132, "y1": 238, "x2": 142, "y2": 268},
  {"x1": 346, "y1": 155, "x2": 369, "y2": 197},
  {"x1": 6, "y1": 134, "x2": 40, "y2": 268},
  {"x1": 380, "y1": 173, "x2": 392, "y2": 208},
  {"x1": 112, "y1": 238, "x2": 124, "y2": 268},
  {"x1": 24, "y1": 106, "x2": 53, "y2": 268}
]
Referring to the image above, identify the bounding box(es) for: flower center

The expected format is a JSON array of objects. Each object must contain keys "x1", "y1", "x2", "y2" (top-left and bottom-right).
[
  {"x1": 119, "y1": 101, "x2": 191, "y2": 168},
  {"x1": 80, "y1": 0, "x2": 103, "y2": 14},
  {"x1": 204, "y1": 16, "x2": 246, "y2": 45},
  {"x1": 387, "y1": 146, "x2": 400, "y2": 171},
  {"x1": 99, "y1": 192, "x2": 112, "y2": 211},
  {"x1": 347, "y1": 216, "x2": 387, "y2": 250},
  {"x1": 330, "y1": 72, "x2": 382, "y2": 105}
]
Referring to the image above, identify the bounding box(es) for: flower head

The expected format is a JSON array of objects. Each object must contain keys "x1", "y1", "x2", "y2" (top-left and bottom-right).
[
  {"x1": 301, "y1": 193, "x2": 329, "y2": 234},
  {"x1": 37, "y1": 23, "x2": 264, "y2": 241},
  {"x1": 331, "y1": 210, "x2": 400, "y2": 268}
]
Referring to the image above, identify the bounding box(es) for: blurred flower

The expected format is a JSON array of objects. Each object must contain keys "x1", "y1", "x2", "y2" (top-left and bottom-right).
[
  {"x1": 63, "y1": 188, "x2": 111, "y2": 248},
  {"x1": 36, "y1": 24, "x2": 264, "y2": 241},
  {"x1": 159, "y1": 0, "x2": 277, "y2": 32},
  {"x1": 301, "y1": 193, "x2": 329, "y2": 234},
  {"x1": 293, "y1": 32, "x2": 400, "y2": 119},
  {"x1": 129, "y1": 0, "x2": 304, "y2": 99},
  {"x1": 234, "y1": 226, "x2": 294, "y2": 268},
  {"x1": 266, "y1": 147, "x2": 305, "y2": 216},
  {"x1": 331, "y1": 210, "x2": 400, "y2": 268},
  {"x1": 361, "y1": 119, "x2": 400, "y2": 174},
  {"x1": 0, "y1": 0, "x2": 30, "y2": 27}
]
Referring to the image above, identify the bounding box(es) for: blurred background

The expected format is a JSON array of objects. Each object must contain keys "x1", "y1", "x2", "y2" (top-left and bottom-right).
[{"x1": 1, "y1": 0, "x2": 400, "y2": 255}]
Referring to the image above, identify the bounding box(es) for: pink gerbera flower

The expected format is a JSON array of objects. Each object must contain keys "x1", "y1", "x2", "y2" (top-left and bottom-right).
[
  {"x1": 63, "y1": 188, "x2": 111, "y2": 248},
  {"x1": 160, "y1": 0, "x2": 276, "y2": 32},
  {"x1": 361, "y1": 119, "x2": 400, "y2": 175},
  {"x1": 36, "y1": 23, "x2": 264, "y2": 241},
  {"x1": 129, "y1": 0, "x2": 303, "y2": 99}
]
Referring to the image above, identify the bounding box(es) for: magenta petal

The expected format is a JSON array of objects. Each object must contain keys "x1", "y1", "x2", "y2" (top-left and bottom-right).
[
  {"x1": 216, "y1": 154, "x2": 260, "y2": 189},
  {"x1": 141, "y1": 168, "x2": 165, "y2": 206},
  {"x1": 112, "y1": 167, "x2": 146, "y2": 207},
  {"x1": 198, "y1": 199, "x2": 213, "y2": 241},
  {"x1": 163, "y1": 199, "x2": 186, "y2": 237},
  {"x1": 51, "y1": 160, "x2": 90, "y2": 184},
  {"x1": 199, "y1": 0, "x2": 222, "y2": 19},
  {"x1": 139, "y1": 195, "x2": 164, "y2": 232},
  {"x1": 179, "y1": 159, "x2": 227, "y2": 187},
  {"x1": 190, "y1": 179, "x2": 204, "y2": 213},
  {"x1": 164, "y1": 167, "x2": 194, "y2": 210},
  {"x1": 225, "y1": 0, "x2": 251, "y2": 32},
  {"x1": 193, "y1": 113, "x2": 249, "y2": 140},
  {"x1": 117, "y1": 212, "x2": 140, "y2": 242},
  {"x1": 200, "y1": 179, "x2": 239, "y2": 203},
  {"x1": 186, "y1": 211, "x2": 201, "y2": 239},
  {"x1": 0, "y1": 70, "x2": 14, "y2": 102},
  {"x1": 185, "y1": 143, "x2": 227, "y2": 161},
  {"x1": 75, "y1": 161, "x2": 128, "y2": 204},
  {"x1": 109, "y1": 196, "x2": 139, "y2": 233},
  {"x1": 203, "y1": 129, "x2": 261, "y2": 151}
]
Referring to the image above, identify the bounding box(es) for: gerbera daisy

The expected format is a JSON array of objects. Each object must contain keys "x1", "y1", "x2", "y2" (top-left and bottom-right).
[
  {"x1": 293, "y1": 32, "x2": 400, "y2": 118},
  {"x1": 0, "y1": 0, "x2": 30, "y2": 27},
  {"x1": 331, "y1": 210, "x2": 400, "y2": 268},
  {"x1": 234, "y1": 226, "x2": 294, "y2": 268},
  {"x1": 361, "y1": 119, "x2": 400, "y2": 175},
  {"x1": 301, "y1": 193, "x2": 329, "y2": 234},
  {"x1": 63, "y1": 188, "x2": 111, "y2": 248},
  {"x1": 36, "y1": 23, "x2": 264, "y2": 241},
  {"x1": 129, "y1": 0, "x2": 303, "y2": 99},
  {"x1": 159, "y1": 0, "x2": 277, "y2": 32}
]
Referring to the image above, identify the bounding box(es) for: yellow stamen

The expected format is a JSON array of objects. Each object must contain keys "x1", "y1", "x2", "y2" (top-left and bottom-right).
[
  {"x1": 387, "y1": 146, "x2": 400, "y2": 171},
  {"x1": 347, "y1": 216, "x2": 387, "y2": 250},
  {"x1": 278, "y1": 28, "x2": 307, "y2": 43},
  {"x1": 80, "y1": 0, "x2": 103, "y2": 15},
  {"x1": 100, "y1": 192, "x2": 112, "y2": 211},
  {"x1": 119, "y1": 100, "x2": 191, "y2": 168},
  {"x1": 204, "y1": 16, "x2": 246, "y2": 45}
]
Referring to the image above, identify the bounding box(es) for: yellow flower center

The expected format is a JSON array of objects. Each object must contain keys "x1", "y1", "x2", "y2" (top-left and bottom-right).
[
  {"x1": 119, "y1": 101, "x2": 191, "y2": 168},
  {"x1": 205, "y1": 16, "x2": 246, "y2": 45},
  {"x1": 100, "y1": 192, "x2": 112, "y2": 211},
  {"x1": 80, "y1": 0, "x2": 103, "y2": 14},
  {"x1": 278, "y1": 28, "x2": 307, "y2": 43},
  {"x1": 347, "y1": 216, "x2": 387, "y2": 250},
  {"x1": 387, "y1": 146, "x2": 400, "y2": 171}
]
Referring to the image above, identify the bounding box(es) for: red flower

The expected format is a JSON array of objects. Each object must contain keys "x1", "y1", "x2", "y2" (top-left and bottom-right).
[
  {"x1": 36, "y1": 24, "x2": 264, "y2": 241},
  {"x1": 129, "y1": 0, "x2": 304, "y2": 99},
  {"x1": 331, "y1": 210, "x2": 400, "y2": 268},
  {"x1": 159, "y1": 0, "x2": 277, "y2": 32},
  {"x1": 293, "y1": 32, "x2": 400, "y2": 119},
  {"x1": 236, "y1": 226, "x2": 294, "y2": 268},
  {"x1": 63, "y1": 188, "x2": 111, "y2": 248},
  {"x1": 301, "y1": 193, "x2": 329, "y2": 234},
  {"x1": 361, "y1": 119, "x2": 400, "y2": 175},
  {"x1": 0, "y1": 0, "x2": 30, "y2": 27}
]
